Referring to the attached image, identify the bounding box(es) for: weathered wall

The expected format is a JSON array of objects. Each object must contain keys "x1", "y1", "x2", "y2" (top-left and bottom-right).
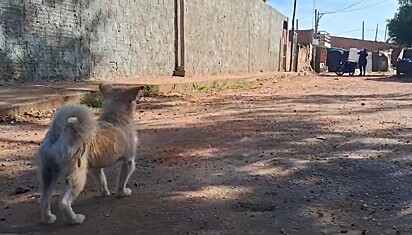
[
  {"x1": 83, "y1": 0, "x2": 176, "y2": 80},
  {"x1": 297, "y1": 45, "x2": 310, "y2": 72},
  {"x1": 0, "y1": 0, "x2": 175, "y2": 83},
  {"x1": 0, "y1": 0, "x2": 286, "y2": 83},
  {"x1": 0, "y1": 0, "x2": 85, "y2": 82},
  {"x1": 185, "y1": 0, "x2": 288, "y2": 75}
]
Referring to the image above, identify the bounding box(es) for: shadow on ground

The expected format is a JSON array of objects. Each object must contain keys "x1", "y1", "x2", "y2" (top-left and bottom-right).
[
  {"x1": 365, "y1": 75, "x2": 412, "y2": 84},
  {"x1": 1, "y1": 92, "x2": 412, "y2": 234}
]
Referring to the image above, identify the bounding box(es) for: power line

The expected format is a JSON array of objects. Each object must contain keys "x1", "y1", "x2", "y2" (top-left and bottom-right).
[
  {"x1": 323, "y1": 0, "x2": 365, "y2": 14},
  {"x1": 333, "y1": 28, "x2": 362, "y2": 35},
  {"x1": 315, "y1": 0, "x2": 366, "y2": 32},
  {"x1": 339, "y1": 0, "x2": 390, "y2": 13},
  {"x1": 320, "y1": 0, "x2": 391, "y2": 27},
  {"x1": 366, "y1": 28, "x2": 385, "y2": 32},
  {"x1": 315, "y1": 0, "x2": 388, "y2": 36}
]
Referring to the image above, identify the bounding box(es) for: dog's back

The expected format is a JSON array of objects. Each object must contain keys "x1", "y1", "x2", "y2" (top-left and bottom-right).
[
  {"x1": 86, "y1": 121, "x2": 136, "y2": 168},
  {"x1": 37, "y1": 104, "x2": 97, "y2": 169}
]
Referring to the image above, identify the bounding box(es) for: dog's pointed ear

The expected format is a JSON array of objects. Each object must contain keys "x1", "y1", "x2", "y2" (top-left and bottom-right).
[
  {"x1": 99, "y1": 83, "x2": 113, "y2": 95},
  {"x1": 124, "y1": 86, "x2": 145, "y2": 101}
]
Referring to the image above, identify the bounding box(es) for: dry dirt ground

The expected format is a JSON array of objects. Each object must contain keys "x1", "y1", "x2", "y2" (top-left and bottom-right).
[{"x1": 2, "y1": 75, "x2": 412, "y2": 235}]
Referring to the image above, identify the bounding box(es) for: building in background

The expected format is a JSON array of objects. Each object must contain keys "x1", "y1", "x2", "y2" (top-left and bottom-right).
[{"x1": 295, "y1": 29, "x2": 400, "y2": 73}]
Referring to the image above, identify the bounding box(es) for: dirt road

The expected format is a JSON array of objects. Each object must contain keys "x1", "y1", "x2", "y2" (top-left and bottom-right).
[{"x1": 1, "y1": 75, "x2": 412, "y2": 235}]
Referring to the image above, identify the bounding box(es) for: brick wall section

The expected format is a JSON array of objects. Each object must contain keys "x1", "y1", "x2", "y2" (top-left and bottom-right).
[
  {"x1": 296, "y1": 29, "x2": 313, "y2": 46},
  {"x1": 330, "y1": 36, "x2": 401, "y2": 65},
  {"x1": 330, "y1": 36, "x2": 396, "y2": 51},
  {"x1": 0, "y1": 0, "x2": 287, "y2": 83},
  {"x1": 296, "y1": 30, "x2": 399, "y2": 52}
]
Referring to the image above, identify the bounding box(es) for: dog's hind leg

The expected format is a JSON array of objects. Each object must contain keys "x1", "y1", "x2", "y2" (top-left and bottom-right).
[
  {"x1": 90, "y1": 168, "x2": 110, "y2": 197},
  {"x1": 117, "y1": 157, "x2": 135, "y2": 197},
  {"x1": 38, "y1": 166, "x2": 59, "y2": 224},
  {"x1": 59, "y1": 166, "x2": 87, "y2": 224}
]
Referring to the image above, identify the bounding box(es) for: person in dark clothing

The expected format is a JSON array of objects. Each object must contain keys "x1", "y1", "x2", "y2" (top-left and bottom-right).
[{"x1": 358, "y1": 48, "x2": 368, "y2": 76}]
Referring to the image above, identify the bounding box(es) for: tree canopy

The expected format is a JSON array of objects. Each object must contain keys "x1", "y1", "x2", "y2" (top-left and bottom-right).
[{"x1": 387, "y1": 0, "x2": 412, "y2": 47}]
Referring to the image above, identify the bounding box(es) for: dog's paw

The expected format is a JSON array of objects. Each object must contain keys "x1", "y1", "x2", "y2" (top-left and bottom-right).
[
  {"x1": 72, "y1": 214, "x2": 85, "y2": 224},
  {"x1": 42, "y1": 214, "x2": 57, "y2": 224},
  {"x1": 101, "y1": 189, "x2": 111, "y2": 197},
  {"x1": 117, "y1": 188, "x2": 132, "y2": 197}
]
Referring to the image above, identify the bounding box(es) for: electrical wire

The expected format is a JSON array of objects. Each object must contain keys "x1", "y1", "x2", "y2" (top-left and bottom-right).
[
  {"x1": 321, "y1": 0, "x2": 391, "y2": 25},
  {"x1": 323, "y1": 0, "x2": 365, "y2": 14},
  {"x1": 339, "y1": 0, "x2": 391, "y2": 13},
  {"x1": 332, "y1": 28, "x2": 363, "y2": 35}
]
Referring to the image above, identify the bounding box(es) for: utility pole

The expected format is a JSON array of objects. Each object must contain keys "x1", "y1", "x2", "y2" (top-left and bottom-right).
[
  {"x1": 384, "y1": 23, "x2": 388, "y2": 42},
  {"x1": 362, "y1": 21, "x2": 365, "y2": 40},
  {"x1": 312, "y1": 9, "x2": 324, "y2": 73},
  {"x1": 294, "y1": 19, "x2": 299, "y2": 72},
  {"x1": 311, "y1": 0, "x2": 316, "y2": 30},
  {"x1": 375, "y1": 23, "x2": 379, "y2": 41},
  {"x1": 314, "y1": 9, "x2": 325, "y2": 37},
  {"x1": 289, "y1": 0, "x2": 297, "y2": 72},
  {"x1": 314, "y1": 9, "x2": 318, "y2": 35}
]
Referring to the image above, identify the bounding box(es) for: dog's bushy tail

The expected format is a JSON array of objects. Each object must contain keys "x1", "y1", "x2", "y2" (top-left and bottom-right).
[{"x1": 49, "y1": 104, "x2": 97, "y2": 141}]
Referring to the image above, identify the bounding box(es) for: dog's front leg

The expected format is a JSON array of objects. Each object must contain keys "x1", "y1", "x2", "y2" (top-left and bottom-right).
[
  {"x1": 117, "y1": 157, "x2": 135, "y2": 197},
  {"x1": 59, "y1": 168, "x2": 87, "y2": 224}
]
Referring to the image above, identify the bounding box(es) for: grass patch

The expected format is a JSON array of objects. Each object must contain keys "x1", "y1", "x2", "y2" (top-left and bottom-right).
[
  {"x1": 191, "y1": 79, "x2": 256, "y2": 93},
  {"x1": 144, "y1": 85, "x2": 156, "y2": 97},
  {"x1": 80, "y1": 93, "x2": 104, "y2": 108}
]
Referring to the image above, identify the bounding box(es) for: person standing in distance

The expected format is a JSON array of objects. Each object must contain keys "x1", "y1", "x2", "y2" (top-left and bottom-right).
[{"x1": 358, "y1": 48, "x2": 368, "y2": 76}]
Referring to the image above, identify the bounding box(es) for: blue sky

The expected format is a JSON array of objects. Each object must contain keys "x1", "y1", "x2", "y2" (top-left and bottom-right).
[{"x1": 268, "y1": 0, "x2": 398, "y2": 41}]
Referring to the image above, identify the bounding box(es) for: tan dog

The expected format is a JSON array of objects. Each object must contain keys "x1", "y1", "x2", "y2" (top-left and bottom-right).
[{"x1": 36, "y1": 83, "x2": 145, "y2": 225}]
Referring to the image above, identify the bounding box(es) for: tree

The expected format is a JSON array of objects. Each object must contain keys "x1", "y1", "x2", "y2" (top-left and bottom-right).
[{"x1": 387, "y1": 0, "x2": 412, "y2": 47}]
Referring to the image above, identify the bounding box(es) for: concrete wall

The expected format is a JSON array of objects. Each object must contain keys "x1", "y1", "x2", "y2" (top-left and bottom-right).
[
  {"x1": 184, "y1": 0, "x2": 288, "y2": 75},
  {"x1": 0, "y1": 0, "x2": 287, "y2": 83},
  {"x1": 0, "y1": 0, "x2": 175, "y2": 83}
]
